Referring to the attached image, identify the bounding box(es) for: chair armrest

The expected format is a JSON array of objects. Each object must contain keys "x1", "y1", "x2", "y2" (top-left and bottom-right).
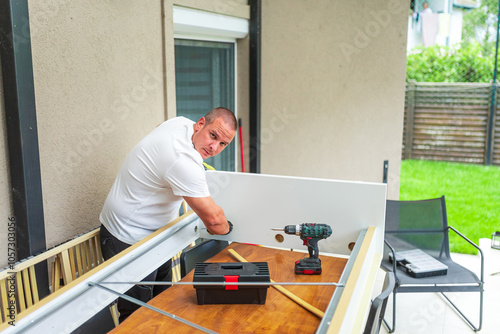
[
  {"x1": 448, "y1": 226, "x2": 484, "y2": 282},
  {"x1": 378, "y1": 272, "x2": 395, "y2": 301},
  {"x1": 384, "y1": 239, "x2": 397, "y2": 275}
]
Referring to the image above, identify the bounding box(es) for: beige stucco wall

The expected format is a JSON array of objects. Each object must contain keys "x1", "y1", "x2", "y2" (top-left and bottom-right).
[
  {"x1": 27, "y1": 0, "x2": 167, "y2": 262},
  {"x1": 260, "y1": 0, "x2": 408, "y2": 200}
]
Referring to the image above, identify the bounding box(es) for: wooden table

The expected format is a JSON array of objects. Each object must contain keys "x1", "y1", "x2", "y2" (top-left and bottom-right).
[{"x1": 111, "y1": 243, "x2": 348, "y2": 334}]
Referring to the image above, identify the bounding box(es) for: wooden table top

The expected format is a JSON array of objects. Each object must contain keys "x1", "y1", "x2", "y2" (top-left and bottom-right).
[{"x1": 110, "y1": 243, "x2": 347, "y2": 334}]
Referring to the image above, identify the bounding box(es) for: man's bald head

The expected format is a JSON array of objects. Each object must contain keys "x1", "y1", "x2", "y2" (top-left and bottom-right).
[{"x1": 204, "y1": 107, "x2": 237, "y2": 131}]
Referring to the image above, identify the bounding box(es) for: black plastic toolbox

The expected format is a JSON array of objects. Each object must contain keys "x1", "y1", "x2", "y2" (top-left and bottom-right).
[{"x1": 193, "y1": 262, "x2": 270, "y2": 305}]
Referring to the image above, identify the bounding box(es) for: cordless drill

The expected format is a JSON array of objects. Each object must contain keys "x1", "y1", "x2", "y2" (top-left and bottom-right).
[{"x1": 272, "y1": 223, "x2": 332, "y2": 275}]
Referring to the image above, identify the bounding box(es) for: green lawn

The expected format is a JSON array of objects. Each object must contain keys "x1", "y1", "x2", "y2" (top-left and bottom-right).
[{"x1": 399, "y1": 159, "x2": 500, "y2": 254}]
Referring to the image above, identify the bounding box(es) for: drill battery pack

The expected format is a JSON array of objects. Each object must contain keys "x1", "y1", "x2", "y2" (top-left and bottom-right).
[
  {"x1": 193, "y1": 262, "x2": 270, "y2": 305},
  {"x1": 295, "y1": 257, "x2": 322, "y2": 275}
]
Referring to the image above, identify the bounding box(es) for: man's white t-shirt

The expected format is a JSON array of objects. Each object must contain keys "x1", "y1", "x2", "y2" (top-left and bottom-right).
[{"x1": 99, "y1": 117, "x2": 210, "y2": 244}]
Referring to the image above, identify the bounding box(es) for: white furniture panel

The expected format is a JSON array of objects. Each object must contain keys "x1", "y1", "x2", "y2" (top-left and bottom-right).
[{"x1": 203, "y1": 171, "x2": 387, "y2": 255}]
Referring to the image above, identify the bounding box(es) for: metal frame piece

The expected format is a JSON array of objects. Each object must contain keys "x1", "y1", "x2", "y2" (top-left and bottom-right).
[
  {"x1": 441, "y1": 226, "x2": 483, "y2": 332},
  {"x1": 0, "y1": 0, "x2": 49, "y2": 298},
  {"x1": 0, "y1": 0, "x2": 47, "y2": 260},
  {"x1": 98, "y1": 281, "x2": 342, "y2": 287},
  {"x1": 486, "y1": 0, "x2": 500, "y2": 165},
  {"x1": 249, "y1": 0, "x2": 261, "y2": 173}
]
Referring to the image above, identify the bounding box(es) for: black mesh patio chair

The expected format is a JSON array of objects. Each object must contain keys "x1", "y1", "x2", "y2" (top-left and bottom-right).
[
  {"x1": 363, "y1": 271, "x2": 395, "y2": 334},
  {"x1": 381, "y1": 196, "x2": 483, "y2": 333}
]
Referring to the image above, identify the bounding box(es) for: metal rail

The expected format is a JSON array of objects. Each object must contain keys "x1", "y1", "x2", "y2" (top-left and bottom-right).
[{"x1": 98, "y1": 281, "x2": 343, "y2": 287}]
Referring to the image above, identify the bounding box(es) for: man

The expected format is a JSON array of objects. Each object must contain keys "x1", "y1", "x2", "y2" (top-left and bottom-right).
[{"x1": 99, "y1": 107, "x2": 236, "y2": 321}]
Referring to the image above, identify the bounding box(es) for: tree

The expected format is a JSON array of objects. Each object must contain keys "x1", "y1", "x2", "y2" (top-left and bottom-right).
[{"x1": 461, "y1": 0, "x2": 500, "y2": 57}]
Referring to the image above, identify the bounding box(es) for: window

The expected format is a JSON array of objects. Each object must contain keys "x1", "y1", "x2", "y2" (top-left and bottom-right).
[{"x1": 175, "y1": 39, "x2": 236, "y2": 171}]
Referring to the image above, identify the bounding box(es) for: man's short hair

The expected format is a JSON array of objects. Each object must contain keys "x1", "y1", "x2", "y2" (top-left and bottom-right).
[{"x1": 204, "y1": 107, "x2": 238, "y2": 131}]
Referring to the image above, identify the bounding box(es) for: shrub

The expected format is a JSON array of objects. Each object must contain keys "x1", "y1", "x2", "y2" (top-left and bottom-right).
[{"x1": 406, "y1": 42, "x2": 495, "y2": 83}]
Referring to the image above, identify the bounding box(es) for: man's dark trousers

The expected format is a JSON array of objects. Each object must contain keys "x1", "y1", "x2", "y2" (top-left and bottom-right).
[{"x1": 99, "y1": 224, "x2": 172, "y2": 323}]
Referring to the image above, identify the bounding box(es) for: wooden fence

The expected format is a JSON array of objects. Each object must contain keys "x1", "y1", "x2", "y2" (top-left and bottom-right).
[{"x1": 403, "y1": 81, "x2": 500, "y2": 166}]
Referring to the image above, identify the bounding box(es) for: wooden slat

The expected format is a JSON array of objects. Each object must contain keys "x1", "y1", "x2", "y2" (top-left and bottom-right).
[
  {"x1": 60, "y1": 250, "x2": 73, "y2": 285},
  {"x1": 15, "y1": 272, "x2": 26, "y2": 312},
  {"x1": 412, "y1": 148, "x2": 485, "y2": 156},
  {"x1": 80, "y1": 243, "x2": 87, "y2": 276},
  {"x1": 21, "y1": 270, "x2": 32, "y2": 308},
  {"x1": 68, "y1": 247, "x2": 77, "y2": 281},
  {"x1": 171, "y1": 253, "x2": 181, "y2": 283},
  {"x1": 414, "y1": 119, "x2": 487, "y2": 127},
  {"x1": 28, "y1": 266, "x2": 39, "y2": 304},
  {"x1": 87, "y1": 238, "x2": 95, "y2": 269},
  {"x1": 110, "y1": 304, "x2": 119, "y2": 327},
  {"x1": 92, "y1": 236, "x2": 101, "y2": 266},
  {"x1": 75, "y1": 244, "x2": 84, "y2": 278},
  {"x1": 412, "y1": 106, "x2": 488, "y2": 114},
  {"x1": 51, "y1": 259, "x2": 56, "y2": 292},
  {"x1": 492, "y1": 98, "x2": 500, "y2": 163},
  {"x1": 52, "y1": 257, "x2": 61, "y2": 292},
  {"x1": 415, "y1": 114, "x2": 488, "y2": 122},
  {"x1": 413, "y1": 140, "x2": 485, "y2": 147},
  {"x1": 95, "y1": 235, "x2": 103, "y2": 265},
  {"x1": 0, "y1": 279, "x2": 8, "y2": 323},
  {"x1": 92, "y1": 236, "x2": 100, "y2": 265},
  {"x1": 413, "y1": 140, "x2": 485, "y2": 148},
  {"x1": 84, "y1": 241, "x2": 92, "y2": 274},
  {"x1": 415, "y1": 113, "x2": 488, "y2": 120},
  {"x1": 80, "y1": 242, "x2": 87, "y2": 274},
  {"x1": 413, "y1": 131, "x2": 486, "y2": 139}
]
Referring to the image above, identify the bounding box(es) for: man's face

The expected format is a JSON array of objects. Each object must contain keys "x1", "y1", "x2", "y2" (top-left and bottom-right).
[{"x1": 192, "y1": 117, "x2": 236, "y2": 160}]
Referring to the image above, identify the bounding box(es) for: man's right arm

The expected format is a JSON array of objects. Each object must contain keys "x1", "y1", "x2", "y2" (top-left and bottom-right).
[{"x1": 183, "y1": 196, "x2": 231, "y2": 235}]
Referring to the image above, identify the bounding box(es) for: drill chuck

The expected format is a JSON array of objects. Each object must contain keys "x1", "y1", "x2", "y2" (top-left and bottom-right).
[{"x1": 283, "y1": 224, "x2": 301, "y2": 235}]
